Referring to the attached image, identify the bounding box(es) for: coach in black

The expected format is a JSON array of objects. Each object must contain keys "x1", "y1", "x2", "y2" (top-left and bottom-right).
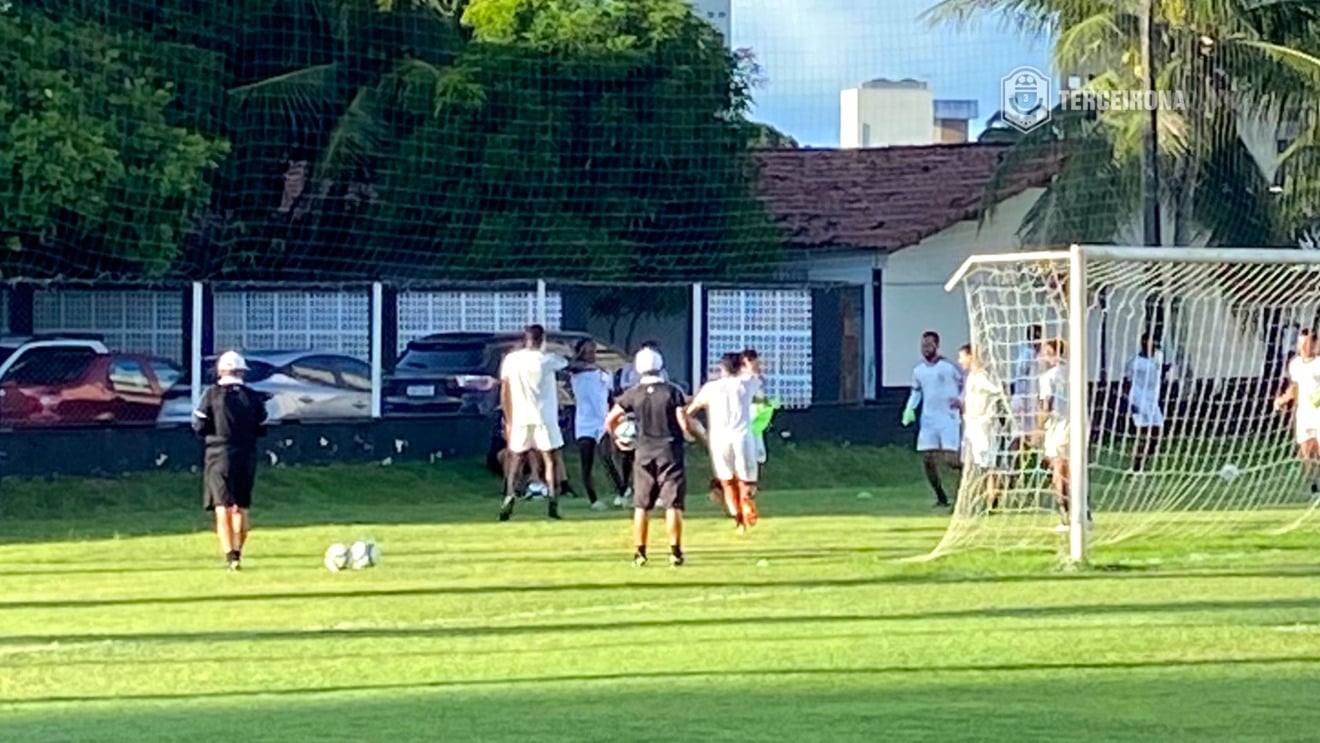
[
  {"x1": 604, "y1": 348, "x2": 695, "y2": 567},
  {"x1": 193, "y1": 350, "x2": 269, "y2": 571}
]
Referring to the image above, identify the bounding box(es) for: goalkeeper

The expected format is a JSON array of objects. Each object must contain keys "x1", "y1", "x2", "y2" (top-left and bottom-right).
[
  {"x1": 902, "y1": 331, "x2": 963, "y2": 509},
  {"x1": 1274, "y1": 328, "x2": 1320, "y2": 496}
]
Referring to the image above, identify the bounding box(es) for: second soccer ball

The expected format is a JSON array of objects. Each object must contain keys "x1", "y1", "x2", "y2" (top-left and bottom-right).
[{"x1": 1219, "y1": 463, "x2": 1240, "y2": 482}]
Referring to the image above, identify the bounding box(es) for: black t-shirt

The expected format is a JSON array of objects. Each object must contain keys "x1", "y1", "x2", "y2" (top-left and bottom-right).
[
  {"x1": 193, "y1": 383, "x2": 268, "y2": 454},
  {"x1": 617, "y1": 379, "x2": 686, "y2": 462}
]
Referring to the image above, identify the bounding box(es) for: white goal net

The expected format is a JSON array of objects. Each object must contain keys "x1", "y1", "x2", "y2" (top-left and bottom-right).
[{"x1": 934, "y1": 247, "x2": 1320, "y2": 558}]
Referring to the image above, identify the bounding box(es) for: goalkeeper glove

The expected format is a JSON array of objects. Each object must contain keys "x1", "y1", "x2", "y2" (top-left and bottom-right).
[{"x1": 901, "y1": 407, "x2": 916, "y2": 426}]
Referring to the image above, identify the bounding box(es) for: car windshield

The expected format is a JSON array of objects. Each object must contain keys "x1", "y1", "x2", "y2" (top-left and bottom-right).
[
  {"x1": 5, "y1": 349, "x2": 97, "y2": 385},
  {"x1": 397, "y1": 344, "x2": 487, "y2": 372}
]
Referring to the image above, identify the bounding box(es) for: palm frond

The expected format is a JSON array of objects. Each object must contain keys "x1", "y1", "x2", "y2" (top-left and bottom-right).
[{"x1": 228, "y1": 63, "x2": 342, "y2": 114}]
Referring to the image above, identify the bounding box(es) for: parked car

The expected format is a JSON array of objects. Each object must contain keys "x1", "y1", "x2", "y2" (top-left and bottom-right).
[
  {"x1": 383, "y1": 331, "x2": 630, "y2": 418},
  {"x1": 0, "y1": 335, "x2": 109, "y2": 381},
  {"x1": 157, "y1": 350, "x2": 372, "y2": 425},
  {"x1": 0, "y1": 349, "x2": 182, "y2": 427}
]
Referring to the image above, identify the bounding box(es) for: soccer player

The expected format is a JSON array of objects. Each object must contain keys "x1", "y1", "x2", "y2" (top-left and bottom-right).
[
  {"x1": 740, "y1": 348, "x2": 769, "y2": 469},
  {"x1": 498, "y1": 324, "x2": 569, "y2": 521},
  {"x1": 1274, "y1": 328, "x2": 1320, "y2": 496},
  {"x1": 193, "y1": 351, "x2": 268, "y2": 571},
  {"x1": 605, "y1": 348, "x2": 694, "y2": 566},
  {"x1": 569, "y1": 338, "x2": 612, "y2": 511},
  {"x1": 902, "y1": 331, "x2": 963, "y2": 508},
  {"x1": 689, "y1": 353, "x2": 758, "y2": 533},
  {"x1": 1038, "y1": 338, "x2": 1090, "y2": 530},
  {"x1": 1011, "y1": 325, "x2": 1045, "y2": 460},
  {"x1": 618, "y1": 340, "x2": 668, "y2": 389},
  {"x1": 1124, "y1": 334, "x2": 1165, "y2": 473},
  {"x1": 956, "y1": 344, "x2": 1007, "y2": 512}
]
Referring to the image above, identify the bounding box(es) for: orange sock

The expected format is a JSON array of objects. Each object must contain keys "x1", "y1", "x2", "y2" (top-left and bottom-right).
[
  {"x1": 720, "y1": 481, "x2": 740, "y2": 520},
  {"x1": 740, "y1": 483, "x2": 758, "y2": 527}
]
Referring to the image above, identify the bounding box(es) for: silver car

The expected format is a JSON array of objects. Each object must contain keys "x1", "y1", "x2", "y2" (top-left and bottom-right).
[{"x1": 158, "y1": 350, "x2": 372, "y2": 425}]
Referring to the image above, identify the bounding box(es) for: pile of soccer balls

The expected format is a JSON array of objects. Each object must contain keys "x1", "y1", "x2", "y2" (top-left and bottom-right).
[{"x1": 324, "y1": 541, "x2": 380, "y2": 572}]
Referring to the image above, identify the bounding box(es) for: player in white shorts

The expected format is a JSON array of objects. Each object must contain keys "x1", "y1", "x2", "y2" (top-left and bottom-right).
[
  {"x1": 499, "y1": 324, "x2": 569, "y2": 521},
  {"x1": 740, "y1": 349, "x2": 768, "y2": 466},
  {"x1": 1011, "y1": 324, "x2": 1044, "y2": 454},
  {"x1": 688, "y1": 353, "x2": 759, "y2": 532},
  {"x1": 1038, "y1": 338, "x2": 1091, "y2": 530},
  {"x1": 1274, "y1": 328, "x2": 1320, "y2": 496},
  {"x1": 956, "y1": 344, "x2": 1008, "y2": 512},
  {"x1": 1124, "y1": 333, "x2": 1165, "y2": 473},
  {"x1": 902, "y1": 331, "x2": 964, "y2": 508}
]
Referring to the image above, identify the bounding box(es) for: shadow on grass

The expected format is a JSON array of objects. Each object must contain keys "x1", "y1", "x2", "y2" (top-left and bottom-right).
[
  {"x1": 7, "y1": 655, "x2": 1320, "y2": 707},
  {"x1": 0, "y1": 445, "x2": 933, "y2": 543},
  {"x1": 5, "y1": 595, "x2": 1319, "y2": 645}
]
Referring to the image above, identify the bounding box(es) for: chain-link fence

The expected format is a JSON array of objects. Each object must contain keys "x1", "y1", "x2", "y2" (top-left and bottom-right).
[{"x1": 0, "y1": 279, "x2": 864, "y2": 431}]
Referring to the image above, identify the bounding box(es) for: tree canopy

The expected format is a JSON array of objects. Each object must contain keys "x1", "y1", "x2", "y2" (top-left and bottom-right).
[{"x1": 1, "y1": 0, "x2": 781, "y2": 282}]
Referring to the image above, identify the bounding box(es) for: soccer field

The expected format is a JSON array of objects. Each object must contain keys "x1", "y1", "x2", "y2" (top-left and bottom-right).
[{"x1": 2, "y1": 446, "x2": 1319, "y2": 742}]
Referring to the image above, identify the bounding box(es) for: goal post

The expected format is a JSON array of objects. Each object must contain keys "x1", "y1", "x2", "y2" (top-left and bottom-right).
[{"x1": 938, "y1": 244, "x2": 1320, "y2": 562}]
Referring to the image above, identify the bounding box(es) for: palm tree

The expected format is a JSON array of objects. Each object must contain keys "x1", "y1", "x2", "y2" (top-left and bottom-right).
[{"x1": 924, "y1": 0, "x2": 1320, "y2": 248}]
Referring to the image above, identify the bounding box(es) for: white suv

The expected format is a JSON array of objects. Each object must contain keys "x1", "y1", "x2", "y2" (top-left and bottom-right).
[{"x1": 0, "y1": 336, "x2": 110, "y2": 382}]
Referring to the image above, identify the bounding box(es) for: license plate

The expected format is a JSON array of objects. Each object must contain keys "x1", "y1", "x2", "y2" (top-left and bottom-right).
[{"x1": 406, "y1": 385, "x2": 436, "y2": 398}]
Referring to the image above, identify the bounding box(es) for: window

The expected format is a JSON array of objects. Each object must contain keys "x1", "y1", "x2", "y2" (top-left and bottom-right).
[
  {"x1": 5, "y1": 348, "x2": 97, "y2": 386},
  {"x1": 152, "y1": 360, "x2": 184, "y2": 390},
  {"x1": 334, "y1": 358, "x2": 372, "y2": 391},
  {"x1": 109, "y1": 358, "x2": 152, "y2": 394},
  {"x1": 288, "y1": 358, "x2": 339, "y2": 387}
]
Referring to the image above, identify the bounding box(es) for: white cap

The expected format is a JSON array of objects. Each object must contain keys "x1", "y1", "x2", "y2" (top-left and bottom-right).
[
  {"x1": 634, "y1": 348, "x2": 663, "y2": 374},
  {"x1": 217, "y1": 350, "x2": 249, "y2": 372}
]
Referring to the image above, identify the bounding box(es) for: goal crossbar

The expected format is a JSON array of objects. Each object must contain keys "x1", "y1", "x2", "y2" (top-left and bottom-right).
[{"x1": 945, "y1": 245, "x2": 1320, "y2": 294}]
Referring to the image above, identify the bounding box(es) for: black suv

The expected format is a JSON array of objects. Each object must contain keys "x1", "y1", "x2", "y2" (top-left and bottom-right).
[{"x1": 383, "y1": 331, "x2": 629, "y2": 418}]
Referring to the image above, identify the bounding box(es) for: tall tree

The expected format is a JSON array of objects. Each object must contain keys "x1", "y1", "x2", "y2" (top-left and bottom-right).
[
  {"x1": 926, "y1": 0, "x2": 1320, "y2": 248},
  {"x1": 0, "y1": 9, "x2": 229, "y2": 278}
]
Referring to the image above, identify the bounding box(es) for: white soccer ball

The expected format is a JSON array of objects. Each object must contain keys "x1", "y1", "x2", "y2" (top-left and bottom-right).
[
  {"x1": 324, "y1": 543, "x2": 351, "y2": 572},
  {"x1": 1220, "y1": 463, "x2": 1240, "y2": 482},
  {"x1": 614, "y1": 417, "x2": 638, "y2": 451},
  {"x1": 525, "y1": 480, "x2": 549, "y2": 499},
  {"x1": 349, "y1": 540, "x2": 379, "y2": 569}
]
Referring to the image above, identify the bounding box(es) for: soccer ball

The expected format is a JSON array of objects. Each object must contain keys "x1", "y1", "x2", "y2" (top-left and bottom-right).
[
  {"x1": 349, "y1": 540, "x2": 379, "y2": 569},
  {"x1": 525, "y1": 480, "x2": 549, "y2": 500},
  {"x1": 1220, "y1": 463, "x2": 1240, "y2": 482},
  {"x1": 614, "y1": 417, "x2": 638, "y2": 451},
  {"x1": 324, "y1": 543, "x2": 351, "y2": 572}
]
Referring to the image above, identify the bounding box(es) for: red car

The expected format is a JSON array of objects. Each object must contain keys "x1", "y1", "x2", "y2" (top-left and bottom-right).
[{"x1": 0, "y1": 348, "x2": 183, "y2": 428}]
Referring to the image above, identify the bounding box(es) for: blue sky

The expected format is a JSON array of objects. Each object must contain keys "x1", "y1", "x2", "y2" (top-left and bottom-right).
[{"x1": 732, "y1": 0, "x2": 1050, "y2": 146}]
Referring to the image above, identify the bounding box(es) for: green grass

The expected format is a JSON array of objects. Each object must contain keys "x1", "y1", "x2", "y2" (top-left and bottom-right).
[{"x1": 1, "y1": 444, "x2": 1319, "y2": 742}]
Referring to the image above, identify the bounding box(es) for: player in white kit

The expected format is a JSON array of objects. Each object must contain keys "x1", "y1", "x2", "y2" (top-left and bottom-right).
[
  {"x1": 1124, "y1": 334, "x2": 1165, "y2": 473},
  {"x1": 902, "y1": 331, "x2": 963, "y2": 508},
  {"x1": 956, "y1": 344, "x2": 1008, "y2": 511},
  {"x1": 1038, "y1": 338, "x2": 1091, "y2": 530},
  {"x1": 1274, "y1": 328, "x2": 1320, "y2": 496},
  {"x1": 1011, "y1": 325, "x2": 1045, "y2": 453}
]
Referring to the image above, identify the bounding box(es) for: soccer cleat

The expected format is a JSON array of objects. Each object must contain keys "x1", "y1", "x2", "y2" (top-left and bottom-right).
[
  {"x1": 669, "y1": 553, "x2": 685, "y2": 567},
  {"x1": 611, "y1": 495, "x2": 626, "y2": 508},
  {"x1": 633, "y1": 552, "x2": 648, "y2": 567},
  {"x1": 590, "y1": 500, "x2": 608, "y2": 511},
  {"x1": 1054, "y1": 523, "x2": 1070, "y2": 533},
  {"x1": 547, "y1": 502, "x2": 562, "y2": 520},
  {"x1": 498, "y1": 495, "x2": 516, "y2": 521},
  {"x1": 736, "y1": 524, "x2": 746, "y2": 536}
]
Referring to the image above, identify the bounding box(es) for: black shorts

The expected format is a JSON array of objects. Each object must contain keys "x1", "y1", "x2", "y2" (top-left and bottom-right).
[
  {"x1": 633, "y1": 457, "x2": 686, "y2": 511},
  {"x1": 203, "y1": 448, "x2": 258, "y2": 510}
]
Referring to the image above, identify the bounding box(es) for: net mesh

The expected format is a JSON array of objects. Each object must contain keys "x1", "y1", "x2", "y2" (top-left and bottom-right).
[{"x1": 935, "y1": 251, "x2": 1320, "y2": 557}]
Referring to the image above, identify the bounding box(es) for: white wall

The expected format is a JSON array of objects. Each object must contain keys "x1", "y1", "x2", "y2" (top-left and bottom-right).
[
  {"x1": 881, "y1": 189, "x2": 1041, "y2": 387},
  {"x1": 841, "y1": 86, "x2": 936, "y2": 148}
]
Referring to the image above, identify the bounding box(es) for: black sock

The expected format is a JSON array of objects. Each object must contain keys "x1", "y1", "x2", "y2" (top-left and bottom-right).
[
  {"x1": 923, "y1": 461, "x2": 947, "y2": 502},
  {"x1": 671, "y1": 545, "x2": 683, "y2": 558},
  {"x1": 635, "y1": 546, "x2": 647, "y2": 558}
]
